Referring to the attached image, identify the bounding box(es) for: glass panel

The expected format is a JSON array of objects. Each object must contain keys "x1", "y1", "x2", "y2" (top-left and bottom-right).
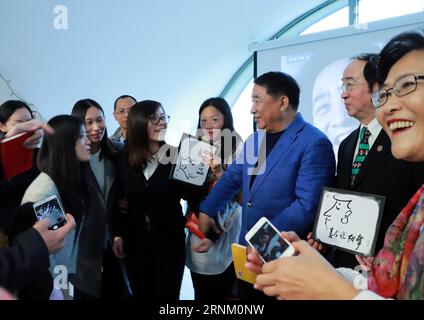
[
  {"x1": 231, "y1": 80, "x2": 254, "y2": 141},
  {"x1": 358, "y1": 0, "x2": 424, "y2": 23},
  {"x1": 301, "y1": 7, "x2": 349, "y2": 35}
]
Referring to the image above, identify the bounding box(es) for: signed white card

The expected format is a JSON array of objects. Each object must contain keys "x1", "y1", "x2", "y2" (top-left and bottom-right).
[
  {"x1": 312, "y1": 187, "x2": 385, "y2": 256},
  {"x1": 170, "y1": 133, "x2": 217, "y2": 186}
]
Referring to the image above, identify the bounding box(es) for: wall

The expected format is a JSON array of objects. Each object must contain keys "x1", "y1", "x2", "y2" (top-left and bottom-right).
[{"x1": 0, "y1": 0, "x2": 324, "y2": 144}]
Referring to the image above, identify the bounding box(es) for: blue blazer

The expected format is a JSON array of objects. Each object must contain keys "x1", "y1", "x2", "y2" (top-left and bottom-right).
[{"x1": 200, "y1": 113, "x2": 336, "y2": 245}]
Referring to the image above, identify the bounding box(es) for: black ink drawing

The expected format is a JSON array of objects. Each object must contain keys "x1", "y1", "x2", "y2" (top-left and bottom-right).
[
  {"x1": 355, "y1": 234, "x2": 364, "y2": 250},
  {"x1": 176, "y1": 156, "x2": 206, "y2": 180},
  {"x1": 323, "y1": 195, "x2": 353, "y2": 230},
  {"x1": 328, "y1": 227, "x2": 338, "y2": 239}
]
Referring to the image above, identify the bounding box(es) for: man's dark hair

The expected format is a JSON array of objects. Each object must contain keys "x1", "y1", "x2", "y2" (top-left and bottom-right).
[
  {"x1": 113, "y1": 95, "x2": 137, "y2": 111},
  {"x1": 351, "y1": 53, "x2": 379, "y2": 92},
  {"x1": 254, "y1": 72, "x2": 300, "y2": 111}
]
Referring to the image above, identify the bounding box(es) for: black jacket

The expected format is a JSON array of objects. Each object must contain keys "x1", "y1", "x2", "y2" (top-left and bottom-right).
[
  {"x1": 112, "y1": 146, "x2": 206, "y2": 299},
  {"x1": 113, "y1": 147, "x2": 205, "y2": 246},
  {"x1": 333, "y1": 127, "x2": 424, "y2": 268},
  {"x1": 0, "y1": 220, "x2": 50, "y2": 295}
]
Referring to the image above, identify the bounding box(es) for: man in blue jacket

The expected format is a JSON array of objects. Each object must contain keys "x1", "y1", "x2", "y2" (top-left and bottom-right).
[{"x1": 197, "y1": 71, "x2": 335, "y2": 298}]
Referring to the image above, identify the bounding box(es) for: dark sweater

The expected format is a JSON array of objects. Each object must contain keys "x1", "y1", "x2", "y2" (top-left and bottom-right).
[{"x1": 1, "y1": 203, "x2": 51, "y2": 299}]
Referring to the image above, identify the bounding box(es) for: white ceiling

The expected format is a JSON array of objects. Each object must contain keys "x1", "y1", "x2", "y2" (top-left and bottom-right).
[{"x1": 0, "y1": 0, "x2": 327, "y2": 144}]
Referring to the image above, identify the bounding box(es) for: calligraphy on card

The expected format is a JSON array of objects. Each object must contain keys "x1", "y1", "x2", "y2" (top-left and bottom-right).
[
  {"x1": 312, "y1": 187, "x2": 385, "y2": 256},
  {"x1": 170, "y1": 133, "x2": 217, "y2": 187}
]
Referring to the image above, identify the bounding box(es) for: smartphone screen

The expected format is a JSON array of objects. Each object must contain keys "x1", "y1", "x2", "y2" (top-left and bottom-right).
[
  {"x1": 247, "y1": 220, "x2": 290, "y2": 262},
  {"x1": 33, "y1": 195, "x2": 67, "y2": 230}
]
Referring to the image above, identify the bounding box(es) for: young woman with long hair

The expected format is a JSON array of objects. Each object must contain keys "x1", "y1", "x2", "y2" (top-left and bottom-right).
[
  {"x1": 71, "y1": 99, "x2": 129, "y2": 299},
  {"x1": 112, "y1": 100, "x2": 202, "y2": 300},
  {"x1": 19, "y1": 115, "x2": 105, "y2": 299},
  {"x1": 186, "y1": 97, "x2": 243, "y2": 300}
]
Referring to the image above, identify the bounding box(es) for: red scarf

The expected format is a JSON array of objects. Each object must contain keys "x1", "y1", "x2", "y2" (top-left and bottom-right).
[{"x1": 368, "y1": 184, "x2": 424, "y2": 299}]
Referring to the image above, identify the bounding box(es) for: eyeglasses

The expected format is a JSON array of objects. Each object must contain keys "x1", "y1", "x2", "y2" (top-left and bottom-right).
[
  {"x1": 340, "y1": 82, "x2": 367, "y2": 93},
  {"x1": 372, "y1": 74, "x2": 424, "y2": 108},
  {"x1": 115, "y1": 109, "x2": 131, "y2": 116},
  {"x1": 149, "y1": 114, "x2": 170, "y2": 125}
]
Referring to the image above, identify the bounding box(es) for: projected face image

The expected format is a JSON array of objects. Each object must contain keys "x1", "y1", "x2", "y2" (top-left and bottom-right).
[{"x1": 312, "y1": 59, "x2": 358, "y2": 153}]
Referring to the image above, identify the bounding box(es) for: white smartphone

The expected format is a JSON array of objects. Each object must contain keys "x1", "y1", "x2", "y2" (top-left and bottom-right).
[
  {"x1": 245, "y1": 217, "x2": 295, "y2": 263},
  {"x1": 33, "y1": 195, "x2": 67, "y2": 230}
]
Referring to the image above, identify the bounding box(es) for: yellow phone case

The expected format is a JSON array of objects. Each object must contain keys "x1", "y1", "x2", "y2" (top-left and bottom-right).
[{"x1": 231, "y1": 243, "x2": 257, "y2": 284}]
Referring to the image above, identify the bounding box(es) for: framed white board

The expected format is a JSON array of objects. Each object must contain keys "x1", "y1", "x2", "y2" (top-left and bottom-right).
[
  {"x1": 170, "y1": 133, "x2": 217, "y2": 187},
  {"x1": 312, "y1": 187, "x2": 385, "y2": 256}
]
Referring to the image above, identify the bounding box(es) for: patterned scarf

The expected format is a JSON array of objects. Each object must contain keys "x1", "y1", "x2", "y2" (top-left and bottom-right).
[{"x1": 368, "y1": 184, "x2": 424, "y2": 299}]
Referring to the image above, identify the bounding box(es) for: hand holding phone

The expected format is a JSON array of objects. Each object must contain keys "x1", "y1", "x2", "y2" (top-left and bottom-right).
[
  {"x1": 245, "y1": 217, "x2": 294, "y2": 263},
  {"x1": 33, "y1": 195, "x2": 68, "y2": 230}
]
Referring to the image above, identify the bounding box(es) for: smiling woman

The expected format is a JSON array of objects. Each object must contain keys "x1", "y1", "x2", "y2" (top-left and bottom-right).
[
  {"x1": 71, "y1": 99, "x2": 129, "y2": 299},
  {"x1": 375, "y1": 62, "x2": 424, "y2": 162},
  {"x1": 112, "y1": 100, "x2": 206, "y2": 300}
]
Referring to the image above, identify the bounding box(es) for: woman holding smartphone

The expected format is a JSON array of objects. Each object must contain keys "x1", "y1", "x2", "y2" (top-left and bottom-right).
[
  {"x1": 18, "y1": 114, "x2": 103, "y2": 299},
  {"x1": 112, "y1": 100, "x2": 202, "y2": 300}
]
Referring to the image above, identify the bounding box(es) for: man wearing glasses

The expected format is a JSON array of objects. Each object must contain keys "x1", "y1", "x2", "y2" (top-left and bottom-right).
[
  {"x1": 110, "y1": 95, "x2": 137, "y2": 144},
  {"x1": 320, "y1": 53, "x2": 424, "y2": 270}
]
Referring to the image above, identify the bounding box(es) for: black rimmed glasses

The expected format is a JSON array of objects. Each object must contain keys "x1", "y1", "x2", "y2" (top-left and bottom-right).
[
  {"x1": 372, "y1": 74, "x2": 424, "y2": 108},
  {"x1": 149, "y1": 114, "x2": 170, "y2": 125}
]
